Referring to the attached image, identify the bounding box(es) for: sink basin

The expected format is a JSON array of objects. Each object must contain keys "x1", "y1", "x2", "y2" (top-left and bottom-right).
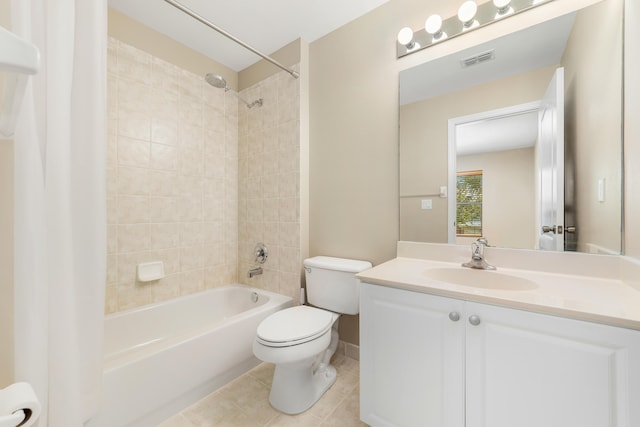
[{"x1": 423, "y1": 267, "x2": 538, "y2": 291}]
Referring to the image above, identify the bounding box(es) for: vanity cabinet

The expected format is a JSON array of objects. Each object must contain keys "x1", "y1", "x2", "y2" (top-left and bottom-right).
[{"x1": 360, "y1": 282, "x2": 640, "y2": 427}]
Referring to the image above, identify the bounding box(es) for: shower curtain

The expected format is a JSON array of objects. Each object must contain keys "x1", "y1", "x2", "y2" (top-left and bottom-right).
[{"x1": 12, "y1": 0, "x2": 107, "y2": 426}]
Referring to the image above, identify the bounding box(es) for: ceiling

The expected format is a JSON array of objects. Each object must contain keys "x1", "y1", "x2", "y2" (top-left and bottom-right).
[
  {"x1": 456, "y1": 110, "x2": 539, "y2": 156},
  {"x1": 108, "y1": 0, "x2": 390, "y2": 72}
]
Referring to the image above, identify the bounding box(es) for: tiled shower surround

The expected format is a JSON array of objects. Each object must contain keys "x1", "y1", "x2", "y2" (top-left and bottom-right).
[{"x1": 106, "y1": 37, "x2": 301, "y2": 313}]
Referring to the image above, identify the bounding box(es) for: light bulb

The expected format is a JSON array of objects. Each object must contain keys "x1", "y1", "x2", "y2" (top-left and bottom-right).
[
  {"x1": 425, "y1": 15, "x2": 442, "y2": 35},
  {"x1": 425, "y1": 14, "x2": 447, "y2": 42},
  {"x1": 397, "y1": 27, "x2": 414, "y2": 47},
  {"x1": 458, "y1": 1, "x2": 478, "y2": 28},
  {"x1": 493, "y1": 0, "x2": 513, "y2": 16}
]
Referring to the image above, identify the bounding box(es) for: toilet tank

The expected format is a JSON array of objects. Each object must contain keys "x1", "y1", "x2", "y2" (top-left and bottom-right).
[{"x1": 303, "y1": 256, "x2": 372, "y2": 315}]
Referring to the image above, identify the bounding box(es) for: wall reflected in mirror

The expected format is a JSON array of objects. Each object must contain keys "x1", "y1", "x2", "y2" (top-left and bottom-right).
[{"x1": 399, "y1": 0, "x2": 623, "y2": 255}]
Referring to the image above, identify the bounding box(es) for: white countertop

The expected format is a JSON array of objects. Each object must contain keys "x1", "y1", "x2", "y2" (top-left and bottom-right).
[{"x1": 357, "y1": 255, "x2": 640, "y2": 331}]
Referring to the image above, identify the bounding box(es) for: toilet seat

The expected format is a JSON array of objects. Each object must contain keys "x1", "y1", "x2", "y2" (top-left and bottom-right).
[{"x1": 256, "y1": 306, "x2": 334, "y2": 348}]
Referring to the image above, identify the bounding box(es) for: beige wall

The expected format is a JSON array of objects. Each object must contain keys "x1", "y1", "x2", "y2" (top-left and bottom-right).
[
  {"x1": 238, "y1": 39, "x2": 301, "y2": 91},
  {"x1": 0, "y1": 0, "x2": 14, "y2": 387},
  {"x1": 562, "y1": 0, "x2": 623, "y2": 254},
  {"x1": 625, "y1": 0, "x2": 640, "y2": 258},
  {"x1": 456, "y1": 148, "x2": 536, "y2": 249},
  {"x1": 399, "y1": 66, "x2": 555, "y2": 244},
  {"x1": 310, "y1": 0, "x2": 600, "y2": 262},
  {"x1": 310, "y1": 0, "x2": 603, "y2": 344}
]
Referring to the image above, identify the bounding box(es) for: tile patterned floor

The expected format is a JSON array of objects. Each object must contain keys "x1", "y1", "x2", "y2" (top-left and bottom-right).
[{"x1": 157, "y1": 354, "x2": 366, "y2": 427}]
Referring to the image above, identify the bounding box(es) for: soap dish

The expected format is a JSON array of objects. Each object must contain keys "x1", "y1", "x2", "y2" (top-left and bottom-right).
[{"x1": 137, "y1": 261, "x2": 165, "y2": 282}]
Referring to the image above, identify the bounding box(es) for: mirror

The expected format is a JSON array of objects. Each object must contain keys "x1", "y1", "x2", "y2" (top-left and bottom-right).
[{"x1": 399, "y1": 0, "x2": 623, "y2": 254}]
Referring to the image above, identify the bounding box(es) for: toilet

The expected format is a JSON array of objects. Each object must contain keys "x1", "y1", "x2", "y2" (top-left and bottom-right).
[{"x1": 253, "y1": 256, "x2": 372, "y2": 414}]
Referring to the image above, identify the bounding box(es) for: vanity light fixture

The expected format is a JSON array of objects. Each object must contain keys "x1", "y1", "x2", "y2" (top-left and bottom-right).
[{"x1": 396, "y1": 0, "x2": 553, "y2": 58}]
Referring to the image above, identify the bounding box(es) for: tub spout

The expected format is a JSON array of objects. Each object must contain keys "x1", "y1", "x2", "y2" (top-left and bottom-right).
[{"x1": 247, "y1": 267, "x2": 263, "y2": 278}]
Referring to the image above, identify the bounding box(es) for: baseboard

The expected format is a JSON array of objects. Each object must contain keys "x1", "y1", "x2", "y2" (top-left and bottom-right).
[{"x1": 337, "y1": 340, "x2": 360, "y2": 361}]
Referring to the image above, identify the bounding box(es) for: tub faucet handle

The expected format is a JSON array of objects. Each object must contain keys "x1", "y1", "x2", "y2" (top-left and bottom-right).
[{"x1": 254, "y1": 243, "x2": 268, "y2": 264}]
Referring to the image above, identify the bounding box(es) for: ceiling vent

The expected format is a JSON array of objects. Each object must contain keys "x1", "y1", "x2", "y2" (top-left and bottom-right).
[{"x1": 460, "y1": 49, "x2": 496, "y2": 68}]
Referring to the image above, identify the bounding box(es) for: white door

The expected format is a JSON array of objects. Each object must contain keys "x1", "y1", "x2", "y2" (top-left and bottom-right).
[{"x1": 537, "y1": 67, "x2": 565, "y2": 251}]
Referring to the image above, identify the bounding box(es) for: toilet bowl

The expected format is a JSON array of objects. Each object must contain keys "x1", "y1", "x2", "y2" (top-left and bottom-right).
[
  {"x1": 253, "y1": 256, "x2": 372, "y2": 414},
  {"x1": 253, "y1": 305, "x2": 339, "y2": 414}
]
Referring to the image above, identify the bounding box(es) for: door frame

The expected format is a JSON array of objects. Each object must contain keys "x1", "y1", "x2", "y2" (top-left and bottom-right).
[{"x1": 447, "y1": 101, "x2": 542, "y2": 244}]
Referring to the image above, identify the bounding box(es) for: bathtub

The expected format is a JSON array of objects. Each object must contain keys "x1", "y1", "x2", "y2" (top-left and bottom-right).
[{"x1": 86, "y1": 285, "x2": 293, "y2": 427}]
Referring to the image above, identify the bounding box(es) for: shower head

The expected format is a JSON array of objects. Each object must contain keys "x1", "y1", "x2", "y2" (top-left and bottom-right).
[
  {"x1": 205, "y1": 73, "x2": 229, "y2": 90},
  {"x1": 203, "y1": 73, "x2": 263, "y2": 109}
]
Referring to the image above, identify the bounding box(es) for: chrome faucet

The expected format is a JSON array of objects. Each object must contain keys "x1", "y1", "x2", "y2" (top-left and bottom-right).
[
  {"x1": 247, "y1": 266, "x2": 263, "y2": 278},
  {"x1": 462, "y1": 238, "x2": 496, "y2": 270}
]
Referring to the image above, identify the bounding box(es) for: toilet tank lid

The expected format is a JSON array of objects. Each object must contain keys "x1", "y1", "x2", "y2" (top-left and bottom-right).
[{"x1": 303, "y1": 256, "x2": 372, "y2": 273}]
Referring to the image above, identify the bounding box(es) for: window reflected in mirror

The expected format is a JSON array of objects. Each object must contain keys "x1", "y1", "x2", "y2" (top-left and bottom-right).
[{"x1": 456, "y1": 170, "x2": 483, "y2": 238}]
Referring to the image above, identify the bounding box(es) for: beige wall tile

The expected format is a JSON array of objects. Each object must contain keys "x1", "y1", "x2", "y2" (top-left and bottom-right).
[
  {"x1": 152, "y1": 274, "x2": 182, "y2": 303},
  {"x1": 180, "y1": 245, "x2": 205, "y2": 271},
  {"x1": 148, "y1": 196, "x2": 178, "y2": 223},
  {"x1": 118, "y1": 111, "x2": 152, "y2": 141},
  {"x1": 117, "y1": 195, "x2": 149, "y2": 223},
  {"x1": 107, "y1": 225, "x2": 118, "y2": 254},
  {"x1": 179, "y1": 269, "x2": 205, "y2": 294},
  {"x1": 117, "y1": 166, "x2": 149, "y2": 195},
  {"x1": 148, "y1": 223, "x2": 179, "y2": 250},
  {"x1": 106, "y1": 195, "x2": 118, "y2": 225},
  {"x1": 237, "y1": 69, "x2": 302, "y2": 298},
  {"x1": 261, "y1": 198, "x2": 279, "y2": 222},
  {"x1": 107, "y1": 133, "x2": 117, "y2": 165},
  {"x1": 118, "y1": 224, "x2": 150, "y2": 253},
  {"x1": 151, "y1": 57, "x2": 179, "y2": 93},
  {"x1": 106, "y1": 254, "x2": 118, "y2": 284},
  {"x1": 117, "y1": 43, "x2": 152, "y2": 84},
  {"x1": 117, "y1": 135, "x2": 150, "y2": 167},
  {"x1": 279, "y1": 172, "x2": 299, "y2": 197},
  {"x1": 118, "y1": 79, "x2": 151, "y2": 114},
  {"x1": 150, "y1": 143, "x2": 178, "y2": 171},
  {"x1": 151, "y1": 118, "x2": 178, "y2": 145},
  {"x1": 107, "y1": 37, "x2": 118, "y2": 75},
  {"x1": 179, "y1": 222, "x2": 204, "y2": 246},
  {"x1": 149, "y1": 171, "x2": 178, "y2": 196},
  {"x1": 107, "y1": 38, "x2": 299, "y2": 314}
]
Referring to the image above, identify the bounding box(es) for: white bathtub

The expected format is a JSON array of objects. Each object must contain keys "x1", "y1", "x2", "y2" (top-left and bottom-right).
[{"x1": 86, "y1": 285, "x2": 293, "y2": 427}]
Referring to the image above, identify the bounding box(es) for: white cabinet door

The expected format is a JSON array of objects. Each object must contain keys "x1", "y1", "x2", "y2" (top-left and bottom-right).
[
  {"x1": 465, "y1": 301, "x2": 640, "y2": 427},
  {"x1": 360, "y1": 283, "x2": 465, "y2": 427},
  {"x1": 361, "y1": 285, "x2": 640, "y2": 427}
]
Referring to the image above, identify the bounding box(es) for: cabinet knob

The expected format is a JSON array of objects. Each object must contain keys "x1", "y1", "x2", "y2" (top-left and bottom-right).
[
  {"x1": 448, "y1": 311, "x2": 460, "y2": 322},
  {"x1": 468, "y1": 315, "x2": 481, "y2": 326}
]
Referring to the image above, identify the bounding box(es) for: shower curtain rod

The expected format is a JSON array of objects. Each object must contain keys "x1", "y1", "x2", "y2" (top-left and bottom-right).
[{"x1": 162, "y1": 0, "x2": 300, "y2": 79}]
